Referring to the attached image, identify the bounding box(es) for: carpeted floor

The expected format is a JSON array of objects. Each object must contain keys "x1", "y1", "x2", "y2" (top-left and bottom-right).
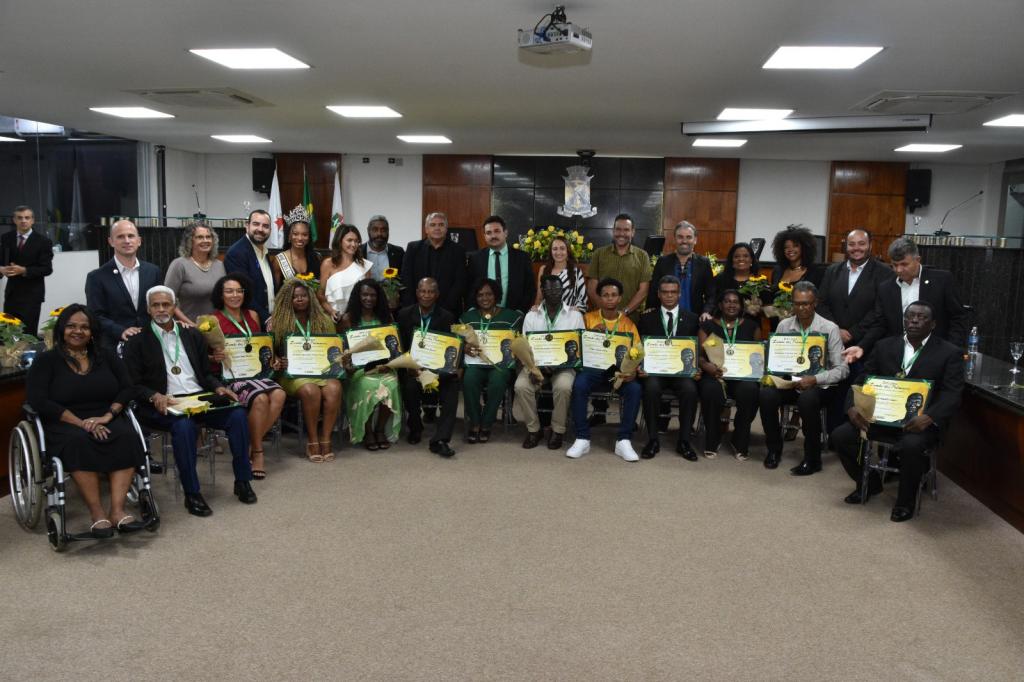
[{"x1": 2, "y1": 420, "x2": 1023, "y2": 681}]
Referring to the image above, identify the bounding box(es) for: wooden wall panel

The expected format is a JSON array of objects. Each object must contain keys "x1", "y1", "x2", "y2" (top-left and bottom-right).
[
  {"x1": 423, "y1": 155, "x2": 491, "y2": 186},
  {"x1": 665, "y1": 157, "x2": 739, "y2": 191},
  {"x1": 662, "y1": 158, "x2": 739, "y2": 257},
  {"x1": 423, "y1": 155, "x2": 493, "y2": 246},
  {"x1": 827, "y1": 161, "x2": 908, "y2": 261},
  {"x1": 275, "y1": 153, "x2": 341, "y2": 249}
]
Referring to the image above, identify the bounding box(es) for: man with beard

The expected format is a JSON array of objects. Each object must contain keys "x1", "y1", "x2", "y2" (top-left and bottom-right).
[
  {"x1": 467, "y1": 215, "x2": 536, "y2": 315},
  {"x1": 224, "y1": 210, "x2": 274, "y2": 324},
  {"x1": 359, "y1": 214, "x2": 405, "y2": 285},
  {"x1": 647, "y1": 220, "x2": 715, "y2": 319}
]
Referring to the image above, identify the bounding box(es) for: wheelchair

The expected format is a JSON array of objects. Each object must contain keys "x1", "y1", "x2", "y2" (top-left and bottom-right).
[{"x1": 8, "y1": 403, "x2": 161, "y2": 552}]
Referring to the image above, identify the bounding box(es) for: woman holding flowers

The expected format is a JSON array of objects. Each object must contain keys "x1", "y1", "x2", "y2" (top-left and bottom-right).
[
  {"x1": 532, "y1": 233, "x2": 588, "y2": 312},
  {"x1": 768, "y1": 225, "x2": 824, "y2": 330},
  {"x1": 271, "y1": 210, "x2": 321, "y2": 290},
  {"x1": 712, "y1": 242, "x2": 770, "y2": 321}
]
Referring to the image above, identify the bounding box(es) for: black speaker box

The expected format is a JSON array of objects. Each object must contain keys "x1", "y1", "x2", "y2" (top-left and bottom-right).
[
  {"x1": 906, "y1": 169, "x2": 932, "y2": 212},
  {"x1": 252, "y1": 158, "x2": 275, "y2": 194}
]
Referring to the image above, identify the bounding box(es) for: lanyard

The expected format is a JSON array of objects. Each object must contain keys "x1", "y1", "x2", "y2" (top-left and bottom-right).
[
  {"x1": 662, "y1": 309, "x2": 676, "y2": 338},
  {"x1": 720, "y1": 319, "x2": 738, "y2": 347},
  {"x1": 900, "y1": 344, "x2": 924, "y2": 377},
  {"x1": 294, "y1": 318, "x2": 312, "y2": 343},
  {"x1": 222, "y1": 309, "x2": 252, "y2": 341},
  {"x1": 545, "y1": 307, "x2": 561, "y2": 334},
  {"x1": 478, "y1": 309, "x2": 495, "y2": 336},
  {"x1": 602, "y1": 313, "x2": 622, "y2": 346},
  {"x1": 150, "y1": 322, "x2": 181, "y2": 370},
  {"x1": 798, "y1": 324, "x2": 811, "y2": 361},
  {"x1": 418, "y1": 313, "x2": 432, "y2": 344}
]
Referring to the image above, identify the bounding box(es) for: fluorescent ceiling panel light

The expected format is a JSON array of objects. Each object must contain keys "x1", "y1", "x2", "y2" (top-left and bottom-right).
[
  {"x1": 983, "y1": 114, "x2": 1024, "y2": 127},
  {"x1": 894, "y1": 143, "x2": 961, "y2": 153},
  {"x1": 190, "y1": 48, "x2": 309, "y2": 69},
  {"x1": 327, "y1": 105, "x2": 401, "y2": 118},
  {"x1": 397, "y1": 135, "x2": 452, "y2": 144},
  {"x1": 763, "y1": 46, "x2": 883, "y2": 69},
  {"x1": 717, "y1": 108, "x2": 792, "y2": 120},
  {"x1": 0, "y1": 135, "x2": 25, "y2": 142},
  {"x1": 211, "y1": 134, "x2": 272, "y2": 143},
  {"x1": 90, "y1": 107, "x2": 174, "y2": 119},
  {"x1": 692, "y1": 138, "x2": 747, "y2": 148}
]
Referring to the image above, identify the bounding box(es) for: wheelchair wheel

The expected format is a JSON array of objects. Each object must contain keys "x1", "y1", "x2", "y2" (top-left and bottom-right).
[
  {"x1": 46, "y1": 510, "x2": 67, "y2": 552},
  {"x1": 9, "y1": 420, "x2": 44, "y2": 530},
  {"x1": 137, "y1": 488, "x2": 160, "y2": 532}
]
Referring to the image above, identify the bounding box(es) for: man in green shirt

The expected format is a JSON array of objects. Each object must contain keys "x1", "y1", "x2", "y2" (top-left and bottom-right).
[{"x1": 586, "y1": 213, "x2": 653, "y2": 321}]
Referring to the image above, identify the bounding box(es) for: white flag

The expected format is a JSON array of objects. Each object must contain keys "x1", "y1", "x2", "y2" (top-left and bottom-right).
[
  {"x1": 267, "y1": 167, "x2": 284, "y2": 249},
  {"x1": 329, "y1": 169, "x2": 343, "y2": 247}
]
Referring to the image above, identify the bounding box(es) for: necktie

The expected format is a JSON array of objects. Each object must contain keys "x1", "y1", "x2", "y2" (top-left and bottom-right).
[
  {"x1": 494, "y1": 251, "x2": 503, "y2": 303},
  {"x1": 17, "y1": 234, "x2": 26, "y2": 252},
  {"x1": 666, "y1": 311, "x2": 674, "y2": 335}
]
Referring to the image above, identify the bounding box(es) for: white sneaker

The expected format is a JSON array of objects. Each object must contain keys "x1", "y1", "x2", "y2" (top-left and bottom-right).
[
  {"x1": 614, "y1": 439, "x2": 640, "y2": 462},
  {"x1": 566, "y1": 439, "x2": 591, "y2": 458}
]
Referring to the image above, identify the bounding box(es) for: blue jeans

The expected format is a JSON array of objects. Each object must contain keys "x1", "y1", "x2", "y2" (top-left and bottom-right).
[
  {"x1": 139, "y1": 405, "x2": 251, "y2": 494},
  {"x1": 570, "y1": 370, "x2": 642, "y2": 441}
]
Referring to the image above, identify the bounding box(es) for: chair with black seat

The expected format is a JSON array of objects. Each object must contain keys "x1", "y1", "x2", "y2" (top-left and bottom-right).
[{"x1": 860, "y1": 437, "x2": 938, "y2": 515}]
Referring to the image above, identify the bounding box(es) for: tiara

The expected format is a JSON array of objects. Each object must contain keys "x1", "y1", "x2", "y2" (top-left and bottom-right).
[{"x1": 286, "y1": 204, "x2": 311, "y2": 227}]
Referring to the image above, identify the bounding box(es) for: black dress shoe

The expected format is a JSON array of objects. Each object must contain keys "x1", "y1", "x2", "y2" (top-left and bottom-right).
[
  {"x1": 547, "y1": 432, "x2": 564, "y2": 450},
  {"x1": 184, "y1": 493, "x2": 213, "y2": 517},
  {"x1": 478, "y1": 429, "x2": 491, "y2": 443},
  {"x1": 234, "y1": 481, "x2": 258, "y2": 504},
  {"x1": 429, "y1": 440, "x2": 455, "y2": 458},
  {"x1": 790, "y1": 460, "x2": 822, "y2": 476},
  {"x1": 844, "y1": 479, "x2": 883, "y2": 504},
  {"x1": 407, "y1": 429, "x2": 422, "y2": 445},
  {"x1": 522, "y1": 431, "x2": 543, "y2": 449},
  {"x1": 641, "y1": 440, "x2": 660, "y2": 459},
  {"x1": 148, "y1": 460, "x2": 165, "y2": 475},
  {"x1": 890, "y1": 506, "x2": 914, "y2": 523},
  {"x1": 675, "y1": 440, "x2": 698, "y2": 461},
  {"x1": 763, "y1": 451, "x2": 781, "y2": 469}
]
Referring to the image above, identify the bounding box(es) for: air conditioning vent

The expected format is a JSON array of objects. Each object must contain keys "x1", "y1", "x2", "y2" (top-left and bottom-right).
[
  {"x1": 126, "y1": 87, "x2": 272, "y2": 109},
  {"x1": 853, "y1": 90, "x2": 1014, "y2": 115}
]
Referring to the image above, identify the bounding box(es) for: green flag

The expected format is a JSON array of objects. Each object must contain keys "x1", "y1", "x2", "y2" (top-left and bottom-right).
[{"x1": 302, "y1": 165, "x2": 317, "y2": 242}]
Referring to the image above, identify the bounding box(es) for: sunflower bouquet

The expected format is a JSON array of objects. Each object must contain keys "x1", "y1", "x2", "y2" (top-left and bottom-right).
[
  {"x1": 764, "y1": 280, "x2": 794, "y2": 319},
  {"x1": 40, "y1": 306, "x2": 65, "y2": 348},
  {"x1": 738, "y1": 275, "x2": 769, "y2": 316},
  {"x1": 515, "y1": 225, "x2": 595, "y2": 263},
  {"x1": 0, "y1": 312, "x2": 38, "y2": 367}
]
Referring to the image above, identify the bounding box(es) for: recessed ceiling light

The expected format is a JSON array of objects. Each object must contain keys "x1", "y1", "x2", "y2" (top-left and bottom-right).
[
  {"x1": 763, "y1": 46, "x2": 883, "y2": 69},
  {"x1": 397, "y1": 135, "x2": 452, "y2": 144},
  {"x1": 894, "y1": 143, "x2": 962, "y2": 153},
  {"x1": 692, "y1": 138, "x2": 747, "y2": 148},
  {"x1": 327, "y1": 105, "x2": 402, "y2": 118},
  {"x1": 0, "y1": 135, "x2": 25, "y2": 142},
  {"x1": 190, "y1": 48, "x2": 309, "y2": 69},
  {"x1": 983, "y1": 114, "x2": 1024, "y2": 127},
  {"x1": 211, "y1": 134, "x2": 272, "y2": 143},
  {"x1": 90, "y1": 107, "x2": 174, "y2": 119},
  {"x1": 717, "y1": 108, "x2": 792, "y2": 120}
]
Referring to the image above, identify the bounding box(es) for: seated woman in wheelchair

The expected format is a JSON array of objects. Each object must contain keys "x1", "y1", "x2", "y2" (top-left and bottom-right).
[{"x1": 26, "y1": 304, "x2": 146, "y2": 537}]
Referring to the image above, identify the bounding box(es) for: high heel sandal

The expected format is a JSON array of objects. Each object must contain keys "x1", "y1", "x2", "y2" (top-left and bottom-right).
[
  {"x1": 251, "y1": 449, "x2": 267, "y2": 479},
  {"x1": 467, "y1": 427, "x2": 480, "y2": 444},
  {"x1": 306, "y1": 442, "x2": 324, "y2": 463},
  {"x1": 375, "y1": 430, "x2": 390, "y2": 450},
  {"x1": 320, "y1": 440, "x2": 336, "y2": 462}
]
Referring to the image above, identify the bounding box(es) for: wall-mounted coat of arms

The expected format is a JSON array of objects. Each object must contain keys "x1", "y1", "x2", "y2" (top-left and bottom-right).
[{"x1": 557, "y1": 165, "x2": 597, "y2": 218}]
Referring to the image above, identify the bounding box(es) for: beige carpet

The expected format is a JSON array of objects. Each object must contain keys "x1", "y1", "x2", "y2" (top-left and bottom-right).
[{"x1": 2, "y1": 420, "x2": 1023, "y2": 681}]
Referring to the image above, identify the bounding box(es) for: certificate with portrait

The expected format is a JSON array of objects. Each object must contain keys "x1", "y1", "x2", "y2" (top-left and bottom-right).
[
  {"x1": 642, "y1": 336, "x2": 699, "y2": 377},
  {"x1": 581, "y1": 330, "x2": 634, "y2": 371},
  {"x1": 464, "y1": 328, "x2": 517, "y2": 367},
  {"x1": 410, "y1": 330, "x2": 463, "y2": 374},
  {"x1": 721, "y1": 341, "x2": 766, "y2": 382},
  {"x1": 767, "y1": 332, "x2": 827, "y2": 376},
  {"x1": 222, "y1": 333, "x2": 274, "y2": 381},
  {"x1": 285, "y1": 333, "x2": 345, "y2": 378},
  {"x1": 526, "y1": 330, "x2": 582, "y2": 369},
  {"x1": 865, "y1": 376, "x2": 933, "y2": 427},
  {"x1": 344, "y1": 324, "x2": 402, "y2": 367}
]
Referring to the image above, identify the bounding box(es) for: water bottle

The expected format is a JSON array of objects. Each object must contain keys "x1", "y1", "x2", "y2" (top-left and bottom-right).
[{"x1": 967, "y1": 326, "x2": 979, "y2": 355}]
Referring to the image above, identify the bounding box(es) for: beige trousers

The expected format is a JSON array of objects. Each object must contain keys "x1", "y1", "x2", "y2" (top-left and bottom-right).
[{"x1": 513, "y1": 368, "x2": 575, "y2": 435}]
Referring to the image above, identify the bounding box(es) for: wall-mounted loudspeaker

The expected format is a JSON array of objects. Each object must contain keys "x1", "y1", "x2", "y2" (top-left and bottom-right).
[
  {"x1": 252, "y1": 158, "x2": 275, "y2": 194},
  {"x1": 906, "y1": 169, "x2": 932, "y2": 212}
]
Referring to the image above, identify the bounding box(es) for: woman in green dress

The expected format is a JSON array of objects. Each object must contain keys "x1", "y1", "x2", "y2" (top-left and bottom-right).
[
  {"x1": 459, "y1": 278, "x2": 523, "y2": 443},
  {"x1": 340, "y1": 279, "x2": 402, "y2": 450}
]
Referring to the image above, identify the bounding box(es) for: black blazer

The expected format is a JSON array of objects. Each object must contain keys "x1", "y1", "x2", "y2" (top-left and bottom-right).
[
  {"x1": 224, "y1": 237, "x2": 272, "y2": 323},
  {"x1": 395, "y1": 304, "x2": 456, "y2": 351},
  {"x1": 467, "y1": 247, "x2": 536, "y2": 315},
  {"x1": 85, "y1": 257, "x2": 163, "y2": 348},
  {"x1": 647, "y1": 254, "x2": 715, "y2": 314},
  {"x1": 359, "y1": 243, "x2": 405, "y2": 270},
  {"x1": 123, "y1": 323, "x2": 224, "y2": 400},
  {"x1": 858, "y1": 266, "x2": 968, "y2": 352},
  {"x1": 400, "y1": 238, "x2": 468, "y2": 314},
  {"x1": 816, "y1": 258, "x2": 892, "y2": 345},
  {"x1": 637, "y1": 307, "x2": 700, "y2": 338},
  {"x1": 846, "y1": 334, "x2": 963, "y2": 430},
  {"x1": 1, "y1": 230, "x2": 54, "y2": 303}
]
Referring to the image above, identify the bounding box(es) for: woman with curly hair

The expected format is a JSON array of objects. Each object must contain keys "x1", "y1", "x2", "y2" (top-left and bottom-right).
[
  {"x1": 270, "y1": 277, "x2": 343, "y2": 462},
  {"x1": 769, "y1": 224, "x2": 824, "y2": 330},
  {"x1": 165, "y1": 223, "x2": 226, "y2": 325},
  {"x1": 339, "y1": 279, "x2": 402, "y2": 450}
]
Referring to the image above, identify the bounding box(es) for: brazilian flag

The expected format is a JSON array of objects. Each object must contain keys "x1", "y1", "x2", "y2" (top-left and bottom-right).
[{"x1": 302, "y1": 165, "x2": 317, "y2": 242}]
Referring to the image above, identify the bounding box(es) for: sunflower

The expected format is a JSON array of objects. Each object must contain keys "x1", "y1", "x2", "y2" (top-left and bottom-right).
[
  {"x1": 778, "y1": 280, "x2": 794, "y2": 293},
  {"x1": 383, "y1": 267, "x2": 399, "y2": 279},
  {"x1": 49, "y1": 307, "x2": 65, "y2": 318},
  {"x1": 297, "y1": 272, "x2": 314, "y2": 281}
]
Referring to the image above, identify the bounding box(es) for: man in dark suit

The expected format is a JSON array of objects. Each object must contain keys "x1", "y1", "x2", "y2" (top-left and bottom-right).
[
  {"x1": 647, "y1": 220, "x2": 715, "y2": 318},
  {"x1": 224, "y1": 209, "x2": 274, "y2": 324},
  {"x1": 843, "y1": 237, "x2": 968, "y2": 363},
  {"x1": 637, "y1": 275, "x2": 701, "y2": 460},
  {"x1": 832, "y1": 301, "x2": 964, "y2": 522},
  {"x1": 395, "y1": 277, "x2": 459, "y2": 457},
  {"x1": 400, "y1": 212, "x2": 467, "y2": 315},
  {"x1": 124, "y1": 285, "x2": 256, "y2": 517},
  {"x1": 359, "y1": 215, "x2": 405, "y2": 280},
  {"x1": 467, "y1": 215, "x2": 536, "y2": 315},
  {"x1": 85, "y1": 219, "x2": 163, "y2": 350},
  {"x1": 1, "y1": 205, "x2": 53, "y2": 336}
]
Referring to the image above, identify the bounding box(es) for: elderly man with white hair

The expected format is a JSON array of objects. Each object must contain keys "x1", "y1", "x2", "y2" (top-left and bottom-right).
[{"x1": 123, "y1": 285, "x2": 256, "y2": 517}]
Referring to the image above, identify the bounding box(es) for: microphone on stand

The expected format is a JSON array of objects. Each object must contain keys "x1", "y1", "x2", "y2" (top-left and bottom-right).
[
  {"x1": 938, "y1": 190, "x2": 983, "y2": 233},
  {"x1": 192, "y1": 184, "x2": 206, "y2": 221}
]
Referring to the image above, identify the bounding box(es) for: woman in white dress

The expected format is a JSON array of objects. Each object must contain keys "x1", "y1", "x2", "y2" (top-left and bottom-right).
[{"x1": 319, "y1": 223, "x2": 372, "y2": 327}]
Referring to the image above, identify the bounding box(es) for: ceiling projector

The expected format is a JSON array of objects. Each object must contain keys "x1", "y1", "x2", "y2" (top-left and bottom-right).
[{"x1": 518, "y1": 5, "x2": 592, "y2": 55}]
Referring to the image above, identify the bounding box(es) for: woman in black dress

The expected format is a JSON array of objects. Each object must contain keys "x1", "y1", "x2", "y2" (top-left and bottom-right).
[
  {"x1": 711, "y1": 242, "x2": 769, "y2": 320},
  {"x1": 769, "y1": 225, "x2": 824, "y2": 308},
  {"x1": 697, "y1": 290, "x2": 762, "y2": 462},
  {"x1": 26, "y1": 304, "x2": 145, "y2": 536}
]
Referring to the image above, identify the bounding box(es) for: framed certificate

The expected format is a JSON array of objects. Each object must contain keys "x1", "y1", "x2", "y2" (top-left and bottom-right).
[
  {"x1": 767, "y1": 332, "x2": 827, "y2": 376},
  {"x1": 285, "y1": 333, "x2": 345, "y2": 378},
  {"x1": 344, "y1": 324, "x2": 401, "y2": 367},
  {"x1": 464, "y1": 328, "x2": 517, "y2": 367},
  {"x1": 642, "y1": 336, "x2": 698, "y2": 377},
  {"x1": 222, "y1": 333, "x2": 274, "y2": 381},
  {"x1": 526, "y1": 330, "x2": 582, "y2": 369},
  {"x1": 581, "y1": 330, "x2": 634, "y2": 371},
  {"x1": 722, "y1": 341, "x2": 765, "y2": 382},
  {"x1": 410, "y1": 330, "x2": 463, "y2": 374},
  {"x1": 865, "y1": 376, "x2": 933, "y2": 427}
]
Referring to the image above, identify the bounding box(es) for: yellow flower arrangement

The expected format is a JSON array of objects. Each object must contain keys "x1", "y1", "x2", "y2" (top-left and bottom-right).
[
  {"x1": 707, "y1": 253, "x2": 724, "y2": 277},
  {"x1": 48, "y1": 307, "x2": 65, "y2": 318},
  {"x1": 778, "y1": 280, "x2": 794, "y2": 293},
  {"x1": 770, "y1": 280, "x2": 795, "y2": 316},
  {"x1": 297, "y1": 272, "x2": 314, "y2": 281},
  {"x1": 0, "y1": 312, "x2": 38, "y2": 347},
  {"x1": 383, "y1": 267, "x2": 398, "y2": 279},
  {"x1": 517, "y1": 226, "x2": 596, "y2": 263},
  {"x1": 627, "y1": 346, "x2": 642, "y2": 361}
]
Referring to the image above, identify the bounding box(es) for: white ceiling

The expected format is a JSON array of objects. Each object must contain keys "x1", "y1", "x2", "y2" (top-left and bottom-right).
[{"x1": 2, "y1": 0, "x2": 1024, "y2": 163}]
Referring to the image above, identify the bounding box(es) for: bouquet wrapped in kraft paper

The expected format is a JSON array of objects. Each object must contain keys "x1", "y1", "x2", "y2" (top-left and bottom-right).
[
  {"x1": 450, "y1": 323, "x2": 493, "y2": 365},
  {"x1": 851, "y1": 384, "x2": 877, "y2": 438},
  {"x1": 510, "y1": 336, "x2": 542, "y2": 382},
  {"x1": 343, "y1": 336, "x2": 384, "y2": 357},
  {"x1": 196, "y1": 315, "x2": 229, "y2": 370},
  {"x1": 368, "y1": 352, "x2": 438, "y2": 391},
  {"x1": 612, "y1": 346, "x2": 644, "y2": 389}
]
